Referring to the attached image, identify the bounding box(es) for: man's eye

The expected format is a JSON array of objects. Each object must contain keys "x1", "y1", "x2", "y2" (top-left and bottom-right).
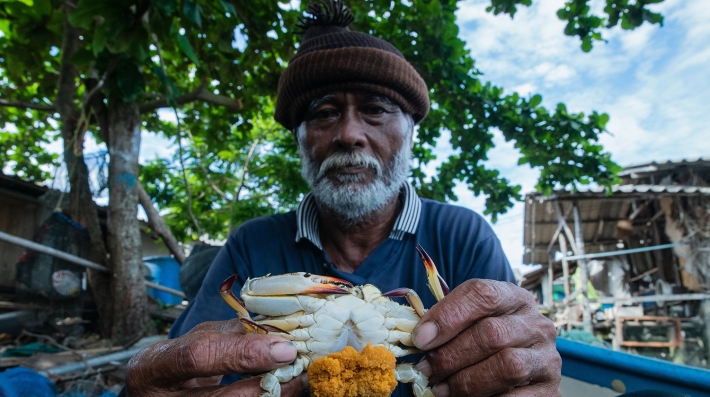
[
  {"x1": 363, "y1": 106, "x2": 386, "y2": 115},
  {"x1": 313, "y1": 109, "x2": 338, "y2": 119}
]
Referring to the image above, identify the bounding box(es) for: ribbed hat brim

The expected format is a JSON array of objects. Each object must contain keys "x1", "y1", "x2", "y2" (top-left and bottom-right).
[{"x1": 275, "y1": 47, "x2": 430, "y2": 130}]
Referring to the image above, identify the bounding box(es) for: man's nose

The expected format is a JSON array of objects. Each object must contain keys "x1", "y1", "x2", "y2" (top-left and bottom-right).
[{"x1": 333, "y1": 109, "x2": 366, "y2": 149}]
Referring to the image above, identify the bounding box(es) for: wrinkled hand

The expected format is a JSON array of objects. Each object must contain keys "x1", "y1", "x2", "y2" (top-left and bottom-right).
[
  {"x1": 126, "y1": 318, "x2": 306, "y2": 397},
  {"x1": 412, "y1": 279, "x2": 561, "y2": 397}
]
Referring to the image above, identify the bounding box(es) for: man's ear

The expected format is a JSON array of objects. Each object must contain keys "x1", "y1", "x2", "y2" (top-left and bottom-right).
[
  {"x1": 294, "y1": 122, "x2": 307, "y2": 149},
  {"x1": 409, "y1": 121, "x2": 416, "y2": 150}
]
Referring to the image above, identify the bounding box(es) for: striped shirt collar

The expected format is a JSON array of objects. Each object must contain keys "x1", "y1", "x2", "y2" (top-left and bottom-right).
[{"x1": 295, "y1": 182, "x2": 421, "y2": 250}]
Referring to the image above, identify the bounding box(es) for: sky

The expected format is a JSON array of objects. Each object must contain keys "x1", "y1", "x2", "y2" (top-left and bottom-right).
[
  {"x1": 448, "y1": 0, "x2": 710, "y2": 272},
  {"x1": 11, "y1": 0, "x2": 708, "y2": 271}
]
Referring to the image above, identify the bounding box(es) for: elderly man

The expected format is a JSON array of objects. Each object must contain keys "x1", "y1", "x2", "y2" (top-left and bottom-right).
[{"x1": 126, "y1": 2, "x2": 560, "y2": 396}]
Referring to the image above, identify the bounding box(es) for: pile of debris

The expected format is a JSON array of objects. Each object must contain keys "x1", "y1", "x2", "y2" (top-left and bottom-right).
[{"x1": 0, "y1": 330, "x2": 165, "y2": 397}]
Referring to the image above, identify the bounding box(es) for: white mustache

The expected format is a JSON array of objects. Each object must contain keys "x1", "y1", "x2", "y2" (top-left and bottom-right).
[{"x1": 316, "y1": 151, "x2": 382, "y2": 181}]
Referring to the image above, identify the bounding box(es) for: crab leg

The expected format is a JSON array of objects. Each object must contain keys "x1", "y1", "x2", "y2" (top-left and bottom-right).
[
  {"x1": 384, "y1": 288, "x2": 427, "y2": 317},
  {"x1": 238, "y1": 318, "x2": 291, "y2": 335},
  {"x1": 396, "y1": 363, "x2": 435, "y2": 397},
  {"x1": 416, "y1": 244, "x2": 450, "y2": 301},
  {"x1": 259, "y1": 312, "x2": 315, "y2": 331},
  {"x1": 220, "y1": 274, "x2": 251, "y2": 319}
]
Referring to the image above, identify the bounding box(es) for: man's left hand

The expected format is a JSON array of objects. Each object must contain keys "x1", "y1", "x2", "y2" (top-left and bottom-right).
[{"x1": 412, "y1": 279, "x2": 561, "y2": 397}]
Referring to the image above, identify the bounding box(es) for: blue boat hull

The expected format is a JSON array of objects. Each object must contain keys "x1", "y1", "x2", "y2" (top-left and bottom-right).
[{"x1": 557, "y1": 338, "x2": 710, "y2": 396}]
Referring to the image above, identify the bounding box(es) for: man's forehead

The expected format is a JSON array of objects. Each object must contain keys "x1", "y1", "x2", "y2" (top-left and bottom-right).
[{"x1": 307, "y1": 92, "x2": 394, "y2": 111}]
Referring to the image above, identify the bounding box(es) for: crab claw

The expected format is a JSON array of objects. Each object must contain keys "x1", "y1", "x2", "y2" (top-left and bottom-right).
[
  {"x1": 259, "y1": 323, "x2": 291, "y2": 335},
  {"x1": 239, "y1": 318, "x2": 290, "y2": 335},
  {"x1": 243, "y1": 272, "x2": 352, "y2": 296},
  {"x1": 384, "y1": 288, "x2": 427, "y2": 317},
  {"x1": 239, "y1": 318, "x2": 259, "y2": 333},
  {"x1": 416, "y1": 244, "x2": 450, "y2": 301},
  {"x1": 220, "y1": 274, "x2": 251, "y2": 319}
]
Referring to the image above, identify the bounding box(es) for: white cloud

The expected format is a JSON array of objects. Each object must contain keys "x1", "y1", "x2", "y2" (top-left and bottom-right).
[
  {"x1": 512, "y1": 83, "x2": 537, "y2": 97},
  {"x1": 618, "y1": 23, "x2": 656, "y2": 55},
  {"x1": 454, "y1": 0, "x2": 710, "y2": 268},
  {"x1": 543, "y1": 64, "x2": 576, "y2": 85},
  {"x1": 140, "y1": 131, "x2": 175, "y2": 164}
]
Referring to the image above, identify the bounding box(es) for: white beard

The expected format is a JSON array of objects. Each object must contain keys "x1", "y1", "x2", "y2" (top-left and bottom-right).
[{"x1": 299, "y1": 139, "x2": 411, "y2": 225}]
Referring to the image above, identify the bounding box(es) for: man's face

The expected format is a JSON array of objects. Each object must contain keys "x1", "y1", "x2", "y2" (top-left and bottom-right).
[{"x1": 297, "y1": 91, "x2": 413, "y2": 223}]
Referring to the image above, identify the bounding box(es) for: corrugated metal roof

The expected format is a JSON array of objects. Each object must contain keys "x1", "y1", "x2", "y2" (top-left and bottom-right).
[
  {"x1": 523, "y1": 194, "x2": 632, "y2": 265},
  {"x1": 522, "y1": 184, "x2": 710, "y2": 265},
  {"x1": 540, "y1": 184, "x2": 710, "y2": 198},
  {"x1": 619, "y1": 157, "x2": 710, "y2": 176}
]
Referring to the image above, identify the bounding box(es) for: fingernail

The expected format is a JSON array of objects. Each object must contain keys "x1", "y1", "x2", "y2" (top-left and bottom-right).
[
  {"x1": 270, "y1": 341, "x2": 297, "y2": 363},
  {"x1": 432, "y1": 382, "x2": 450, "y2": 397},
  {"x1": 413, "y1": 321, "x2": 438, "y2": 348},
  {"x1": 414, "y1": 359, "x2": 432, "y2": 378}
]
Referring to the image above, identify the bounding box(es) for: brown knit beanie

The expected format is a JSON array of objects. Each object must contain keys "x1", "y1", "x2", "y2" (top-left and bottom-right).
[{"x1": 274, "y1": 0, "x2": 430, "y2": 131}]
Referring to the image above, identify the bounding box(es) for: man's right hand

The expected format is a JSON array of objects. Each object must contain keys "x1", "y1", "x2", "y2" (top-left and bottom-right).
[{"x1": 126, "y1": 319, "x2": 306, "y2": 397}]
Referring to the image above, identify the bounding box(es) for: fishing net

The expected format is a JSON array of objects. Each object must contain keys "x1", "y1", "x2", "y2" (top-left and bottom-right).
[{"x1": 15, "y1": 212, "x2": 90, "y2": 327}]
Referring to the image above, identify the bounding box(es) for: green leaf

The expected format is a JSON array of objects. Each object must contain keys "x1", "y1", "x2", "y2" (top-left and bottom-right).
[
  {"x1": 220, "y1": 0, "x2": 236, "y2": 15},
  {"x1": 93, "y1": 26, "x2": 106, "y2": 57},
  {"x1": 177, "y1": 34, "x2": 200, "y2": 66},
  {"x1": 529, "y1": 94, "x2": 542, "y2": 108},
  {"x1": 152, "y1": 66, "x2": 180, "y2": 106},
  {"x1": 151, "y1": 0, "x2": 177, "y2": 15},
  {"x1": 620, "y1": 16, "x2": 634, "y2": 30},
  {"x1": 68, "y1": 0, "x2": 109, "y2": 29},
  {"x1": 182, "y1": 0, "x2": 202, "y2": 28},
  {"x1": 0, "y1": 19, "x2": 10, "y2": 39},
  {"x1": 217, "y1": 150, "x2": 233, "y2": 160},
  {"x1": 114, "y1": 58, "x2": 145, "y2": 102},
  {"x1": 598, "y1": 113, "x2": 610, "y2": 128},
  {"x1": 581, "y1": 37, "x2": 593, "y2": 52},
  {"x1": 69, "y1": 47, "x2": 94, "y2": 68}
]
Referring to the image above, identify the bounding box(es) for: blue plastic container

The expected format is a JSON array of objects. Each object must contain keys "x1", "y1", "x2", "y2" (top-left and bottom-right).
[
  {"x1": 0, "y1": 367, "x2": 57, "y2": 397},
  {"x1": 143, "y1": 256, "x2": 183, "y2": 305}
]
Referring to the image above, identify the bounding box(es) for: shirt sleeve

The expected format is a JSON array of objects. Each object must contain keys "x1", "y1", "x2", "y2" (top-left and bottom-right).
[{"x1": 169, "y1": 232, "x2": 251, "y2": 338}]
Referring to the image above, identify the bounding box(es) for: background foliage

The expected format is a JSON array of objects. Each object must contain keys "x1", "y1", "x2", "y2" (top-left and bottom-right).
[{"x1": 0, "y1": 0, "x2": 665, "y2": 242}]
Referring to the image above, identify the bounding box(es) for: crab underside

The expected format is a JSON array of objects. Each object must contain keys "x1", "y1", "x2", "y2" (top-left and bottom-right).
[{"x1": 219, "y1": 244, "x2": 449, "y2": 397}]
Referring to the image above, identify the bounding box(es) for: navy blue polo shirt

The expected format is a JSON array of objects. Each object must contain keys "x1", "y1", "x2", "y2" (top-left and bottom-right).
[{"x1": 169, "y1": 183, "x2": 514, "y2": 396}]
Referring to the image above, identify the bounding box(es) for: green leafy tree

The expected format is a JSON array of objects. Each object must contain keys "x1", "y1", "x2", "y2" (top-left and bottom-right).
[
  {"x1": 0, "y1": 0, "x2": 661, "y2": 339},
  {"x1": 488, "y1": 0, "x2": 664, "y2": 52}
]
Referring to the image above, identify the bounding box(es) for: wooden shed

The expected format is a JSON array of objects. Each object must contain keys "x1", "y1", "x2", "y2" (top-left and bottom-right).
[{"x1": 0, "y1": 173, "x2": 52, "y2": 288}]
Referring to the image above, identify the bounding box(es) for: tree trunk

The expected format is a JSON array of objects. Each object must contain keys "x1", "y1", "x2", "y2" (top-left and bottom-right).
[
  {"x1": 137, "y1": 182, "x2": 186, "y2": 264},
  {"x1": 56, "y1": 15, "x2": 114, "y2": 337},
  {"x1": 108, "y1": 96, "x2": 151, "y2": 344}
]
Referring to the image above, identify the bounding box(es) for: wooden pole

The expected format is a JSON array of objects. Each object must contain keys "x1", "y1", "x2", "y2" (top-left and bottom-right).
[
  {"x1": 559, "y1": 234, "x2": 571, "y2": 330},
  {"x1": 547, "y1": 257, "x2": 554, "y2": 309},
  {"x1": 573, "y1": 204, "x2": 594, "y2": 333},
  {"x1": 554, "y1": 202, "x2": 581, "y2": 256}
]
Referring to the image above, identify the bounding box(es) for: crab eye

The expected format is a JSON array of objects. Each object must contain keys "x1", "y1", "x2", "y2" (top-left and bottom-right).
[{"x1": 304, "y1": 273, "x2": 311, "y2": 277}]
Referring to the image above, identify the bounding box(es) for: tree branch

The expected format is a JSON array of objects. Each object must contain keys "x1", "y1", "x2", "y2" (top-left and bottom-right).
[
  {"x1": 173, "y1": 109, "x2": 203, "y2": 238},
  {"x1": 0, "y1": 98, "x2": 56, "y2": 112},
  {"x1": 183, "y1": 127, "x2": 230, "y2": 201},
  {"x1": 136, "y1": 181, "x2": 187, "y2": 264},
  {"x1": 139, "y1": 87, "x2": 242, "y2": 114},
  {"x1": 85, "y1": 79, "x2": 110, "y2": 143},
  {"x1": 229, "y1": 135, "x2": 262, "y2": 231}
]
